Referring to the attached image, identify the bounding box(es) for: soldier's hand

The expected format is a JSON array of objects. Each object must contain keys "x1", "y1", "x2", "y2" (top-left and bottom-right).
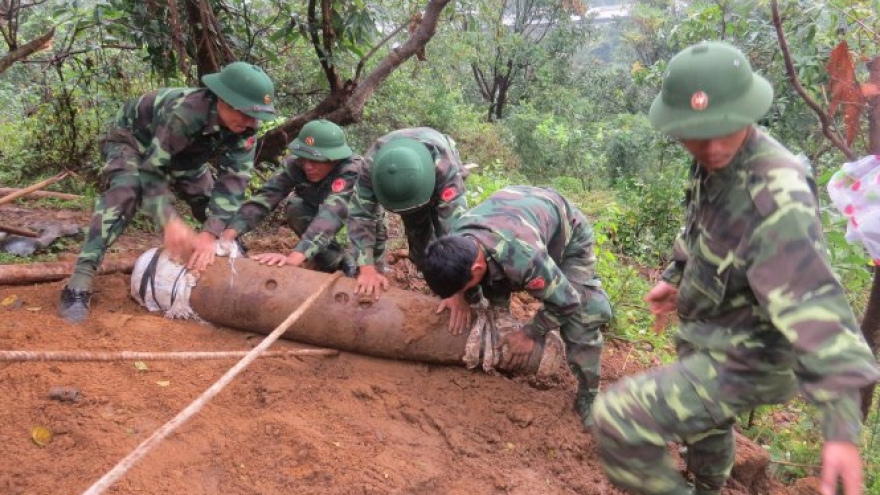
[
  {"x1": 354, "y1": 264, "x2": 389, "y2": 300},
  {"x1": 187, "y1": 231, "x2": 218, "y2": 272},
  {"x1": 436, "y1": 292, "x2": 472, "y2": 335},
  {"x1": 252, "y1": 252, "x2": 305, "y2": 267},
  {"x1": 645, "y1": 281, "x2": 678, "y2": 335},
  {"x1": 495, "y1": 328, "x2": 536, "y2": 371},
  {"x1": 821, "y1": 441, "x2": 863, "y2": 495},
  {"x1": 163, "y1": 217, "x2": 196, "y2": 264}
]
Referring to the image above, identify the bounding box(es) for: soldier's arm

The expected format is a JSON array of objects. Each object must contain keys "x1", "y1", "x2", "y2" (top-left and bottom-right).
[
  {"x1": 520, "y1": 249, "x2": 580, "y2": 336},
  {"x1": 227, "y1": 159, "x2": 296, "y2": 236},
  {"x1": 348, "y1": 170, "x2": 382, "y2": 266},
  {"x1": 747, "y1": 166, "x2": 879, "y2": 444},
  {"x1": 139, "y1": 115, "x2": 196, "y2": 230},
  {"x1": 294, "y1": 168, "x2": 358, "y2": 260},
  {"x1": 660, "y1": 231, "x2": 687, "y2": 286},
  {"x1": 433, "y1": 161, "x2": 468, "y2": 237},
  {"x1": 205, "y1": 135, "x2": 256, "y2": 237}
]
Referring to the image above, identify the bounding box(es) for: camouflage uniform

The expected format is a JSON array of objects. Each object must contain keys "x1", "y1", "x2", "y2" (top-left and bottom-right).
[
  {"x1": 72, "y1": 88, "x2": 256, "y2": 282},
  {"x1": 348, "y1": 127, "x2": 468, "y2": 269},
  {"x1": 592, "y1": 128, "x2": 880, "y2": 495},
  {"x1": 226, "y1": 154, "x2": 387, "y2": 273},
  {"x1": 452, "y1": 186, "x2": 613, "y2": 421}
]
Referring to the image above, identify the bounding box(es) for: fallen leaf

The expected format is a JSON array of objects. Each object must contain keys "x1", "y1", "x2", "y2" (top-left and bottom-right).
[
  {"x1": 2, "y1": 295, "x2": 22, "y2": 309},
  {"x1": 134, "y1": 361, "x2": 148, "y2": 372},
  {"x1": 156, "y1": 380, "x2": 170, "y2": 387},
  {"x1": 26, "y1": 307, "x2": 42, "y2": 312},
  {"x1": 31, "y1": 426, "x2": 53, "y2": 446}
]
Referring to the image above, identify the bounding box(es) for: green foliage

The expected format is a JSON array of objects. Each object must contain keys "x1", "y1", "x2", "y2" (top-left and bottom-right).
[
  {"x1": 464, "y1": 161, "x2": 524, "y2": 205},
  {"x1": 506, "y1": 104, "x2": 603, "y2": 186},
  {"x1": 738, "y1": 400, "x2": 824, "y2": 483}
]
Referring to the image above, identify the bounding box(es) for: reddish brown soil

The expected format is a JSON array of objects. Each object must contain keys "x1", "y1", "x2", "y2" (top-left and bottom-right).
[{"x1": 0, "y1": 203, "x2": 784, "y2": 495}]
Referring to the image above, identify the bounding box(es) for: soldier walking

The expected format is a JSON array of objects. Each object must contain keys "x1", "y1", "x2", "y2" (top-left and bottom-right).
[{"x1": 591, "y1": 41, "x2": 880, "y2": 495}]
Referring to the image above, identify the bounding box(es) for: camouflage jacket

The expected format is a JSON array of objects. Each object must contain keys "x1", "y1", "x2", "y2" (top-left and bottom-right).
[
  {"x1": 227, "y1": 154, "x2": 364, "y2": 260},
  {"x1": 661, "y1": 127, "x2": 880, "y2": 443},
  {"x1": 103, "y1": 88, "x2": 256, "y2": 237},
  {"x1": 452, "y1": 186, "x2": 596, "y2": 336},
  {"x1": 348, "y1": 127, "x2": 468, "y2": 266}
]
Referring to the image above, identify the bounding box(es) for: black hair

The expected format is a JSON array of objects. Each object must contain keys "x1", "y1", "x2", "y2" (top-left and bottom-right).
[{"x1": 421, "y1": 235, "x2": 479, "y2": 299}]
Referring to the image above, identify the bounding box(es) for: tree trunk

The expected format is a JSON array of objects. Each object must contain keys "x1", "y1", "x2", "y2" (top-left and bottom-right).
[{"x1": 255, "y1": 0, "x2": 454, "y2": 164}]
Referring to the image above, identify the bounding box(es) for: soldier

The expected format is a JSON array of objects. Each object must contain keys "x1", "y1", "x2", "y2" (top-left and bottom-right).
[
  {"x1": 592, "y1": 41, "x2": 880, "y2": 495},
  {"x1": 58, "y1": 61, "x2": 276, "y2": 323},
  {"x1": 348, "y1": 128, "x2": 469, "y2": 311},
  {"x1": 420, "y1": 186, "x2": 613, "y2": 430},
  {"x1": 219, "y1": 119, "x2": 382, "y2": 275}
]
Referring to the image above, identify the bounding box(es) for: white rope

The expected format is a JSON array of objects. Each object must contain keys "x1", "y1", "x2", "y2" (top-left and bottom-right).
[{"x1": 81, "y1": 271, "x2": 343, "y2": 495}]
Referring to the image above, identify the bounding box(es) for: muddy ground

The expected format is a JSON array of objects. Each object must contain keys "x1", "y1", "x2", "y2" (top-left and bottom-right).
[{"x1": 0, "y1": 202, "x2": 797, "y2": 495}]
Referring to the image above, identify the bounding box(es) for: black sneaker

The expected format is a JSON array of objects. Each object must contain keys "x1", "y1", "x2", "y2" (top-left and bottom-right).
[{"x1": 59, "y1": 286, "x2": 92, "y2": 323}]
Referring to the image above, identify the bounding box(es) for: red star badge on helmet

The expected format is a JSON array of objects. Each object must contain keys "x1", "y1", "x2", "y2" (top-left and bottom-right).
[
  {"x1": 526, "y1": 277, "x2": 546, "y2": 291},
  {"x1": 690, "y1": 90, "x2": 709, "y2": 111},
  {"x1": 440, "y1": 186, "x2": 457, "y2": 202},
  {"x1": 245, "y1": 136, "x2": 255, "y2": 151},
  {"x1": 331, "y1": 178, "x2": 346, "y2": 193},
  {"x1": 304, "y1": 136, "x2": 315, "y2": 146}
]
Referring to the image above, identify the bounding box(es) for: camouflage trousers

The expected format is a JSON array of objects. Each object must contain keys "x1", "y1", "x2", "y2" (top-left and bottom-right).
[
  {"x1": 592, "y1": 339, "x2": 797, "y2": 495},
  {"x1": 285, "y1": 197, "x2": 387, "y2": 273},
  {"x1": 71, "y1": 142, "x2": 213, "y2": 289},
  {"x1": 558, "y1": 222, "x2": 612, "y2": 426}
]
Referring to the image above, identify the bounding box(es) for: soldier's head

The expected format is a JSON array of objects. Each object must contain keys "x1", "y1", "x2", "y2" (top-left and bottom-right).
[
  {"x1": 422, "y1": 235, "x2": 487, "y2": 299},
  {"x1": 371, "y1": 138, "x2": 435, "y2": 213},
  {"x1": 649, "y1": 41, "x2": 773, "y2": 170},
  {"x1": 203, "y1": 61, "x2": 276, "y2": 134},
  {"x1": 288, "y1": 119, "x2": 352, "y2": 182}
]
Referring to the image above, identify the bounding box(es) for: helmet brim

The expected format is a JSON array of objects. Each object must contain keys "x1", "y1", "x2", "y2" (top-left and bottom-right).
[
  {"x1": 649, "y1": 74, "x2": 773, "y2": 139},
  {"x1": 289, "y1": 140, "x2": 353, "y2": 162},
  {"x1": 203, "y1": 73, "x2": 276, "y2": 121}
]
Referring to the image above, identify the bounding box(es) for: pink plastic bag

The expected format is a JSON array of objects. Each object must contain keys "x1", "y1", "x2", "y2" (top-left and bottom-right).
[{"x1": 828, "y1": 155, "x2": 880, "y2": 264}]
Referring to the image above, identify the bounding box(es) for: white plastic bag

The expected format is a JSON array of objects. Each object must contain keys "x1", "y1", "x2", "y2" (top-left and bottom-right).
[{"x1": 828, "y1": 155, "x2": 880, "y2": 263}]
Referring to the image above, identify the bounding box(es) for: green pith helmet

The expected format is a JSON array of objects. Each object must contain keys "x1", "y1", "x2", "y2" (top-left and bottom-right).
[
  {"x1": 648, "y1": 41, "x2": 773, "y2": 139},
  {"x1": 288, "y1": 119, "x2": 352, "y2": 162},
  {"x1": 371, "y1": 138, "x2": 435, "y2": 213},
  {"x1": 202, "y1": 61, "x2": 276, "y2": 121}
]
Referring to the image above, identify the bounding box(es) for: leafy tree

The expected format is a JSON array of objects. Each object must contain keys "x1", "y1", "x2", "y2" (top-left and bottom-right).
[{"x1": 455, "y1": 0, "x2": 591, "y2": 121}]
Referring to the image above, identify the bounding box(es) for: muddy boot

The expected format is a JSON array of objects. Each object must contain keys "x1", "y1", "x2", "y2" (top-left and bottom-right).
[
  {"x1": 338, "y1": 254, "x2": 359, "y2": 278},
  {"x1": 59, "y1": 286, "x2": 92, "y2": 323},
  {"x1": 573, "y1": 387, "x2": 597, "y2": 429}
]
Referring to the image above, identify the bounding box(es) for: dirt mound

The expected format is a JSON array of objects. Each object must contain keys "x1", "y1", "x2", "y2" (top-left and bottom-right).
[{"x1": 0, "y1": 204, "x2": 791, "y2": 495}]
